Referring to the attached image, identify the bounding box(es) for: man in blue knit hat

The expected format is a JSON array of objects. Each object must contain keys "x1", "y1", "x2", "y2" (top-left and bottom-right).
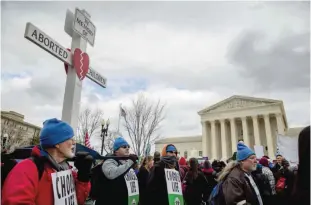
[
  {"x1": 2, "y1": 118, "x2": 93, "y2": 205},
  {"x1": 220, "y1": 142, "x2": 263, "y2": 205},
  {"x1": 95, "y1": 137, "x2": 139, "y2": 205}
]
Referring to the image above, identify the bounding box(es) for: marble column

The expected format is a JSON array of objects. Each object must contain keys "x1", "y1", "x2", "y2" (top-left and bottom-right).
[
  {"x1": 276, "y1": 113, "x2": 285, "y2": 135},
  {"x1": 251, "y1": 115, "x2": 261, "y2": 145},
  {"x1": 264, "y1": 114, "x2": 274, "y2": 158},
  {"x1": 220, "y1": 119, "x2": 228, "y2": 159},
  {"x1": 201, "y1": 121, "x2": 207, "y2": 156},
  {"x1": 241, "y1": 117, "x2": 250, "y2": 146},
  {"x1": 210, "y1": 120, "x2": 217, "y2": 160},
  {"x1": 230, "y1": 118, "x2": 238, "y2": 153}
]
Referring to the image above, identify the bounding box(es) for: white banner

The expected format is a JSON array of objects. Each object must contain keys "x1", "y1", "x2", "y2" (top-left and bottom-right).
[
  {"x1": 51, "y1": 170, "x2": 78, "y2": 205},
  {"x1": 124, "y1": 169, "x2": 139, "y2": 205},
  {"x1": 277, "y1": 134, "x2": 298, "y2": 166},
  {"x1": 164, "y1": 168, "x2": 184, "y2": 205},
  {"x1": 254, "y1": 145, "x2": 264, "y2": 158}
]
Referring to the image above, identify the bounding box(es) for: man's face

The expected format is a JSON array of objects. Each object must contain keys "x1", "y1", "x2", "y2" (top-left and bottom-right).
[
  {"x1": 115, "y1": 145, "x2": 130, "y2": 157},
  {"x1": 57, "y1": 138, "x2": 75, "y2": 159},
  {"x1": 166, "y1": 151, "x2": 177, "y2": 157},
  {"x1": 276, "y1": 155, "x2": 283, "y2": 164},
  {"x1": 241, "y1": 155, "x2": 257, "y2": 172}
]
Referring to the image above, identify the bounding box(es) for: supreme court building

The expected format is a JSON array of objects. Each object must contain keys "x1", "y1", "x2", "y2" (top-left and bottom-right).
[{"x1": 155, "y1": 95, "x2": 304, "y2": 160}]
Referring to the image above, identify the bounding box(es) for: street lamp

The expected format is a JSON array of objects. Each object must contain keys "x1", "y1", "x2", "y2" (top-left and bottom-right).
[{"x1": 101, "y1": 118, "x2": 110, "y2": 155}]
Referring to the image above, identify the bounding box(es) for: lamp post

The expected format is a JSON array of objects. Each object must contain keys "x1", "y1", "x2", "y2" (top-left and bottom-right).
[{"x1": 101, "y1": 118, "x2": 110, "y2": 155}]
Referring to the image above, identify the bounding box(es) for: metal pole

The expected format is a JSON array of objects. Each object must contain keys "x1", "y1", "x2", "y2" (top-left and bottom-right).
[
  {"x1": 101, "y1": 125, "x2": 104, "y2": 155},
  {"x1": 117, "y1": 103, "x2": 121, "y2": 133}
]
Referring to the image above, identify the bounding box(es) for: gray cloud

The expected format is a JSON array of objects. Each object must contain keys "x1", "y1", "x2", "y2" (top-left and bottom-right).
[
  {"x1": 1, "y1": 1, "x2": 310, "y2": 136},
  {"x1": 227, "y1": 30, "x2": 310, "y2": 91}
]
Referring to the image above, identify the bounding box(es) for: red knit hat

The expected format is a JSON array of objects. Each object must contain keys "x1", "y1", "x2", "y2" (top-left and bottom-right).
[
  {"x1": 179, "y1": 157, "x2": 187, "y2": 166},
  {"x1": 259, "y1": 157, "x2": 269, "y2": 167}
]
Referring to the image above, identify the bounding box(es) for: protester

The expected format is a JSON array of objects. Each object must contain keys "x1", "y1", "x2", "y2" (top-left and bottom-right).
[
  {"x1": 1, "y1": 118, "x2": 93, "y2": 205},
  {"x1": 146, "y1": 144, "x2": 179, "y2": 205},
  {"x1": 178, "y1": 156, "x2": 189, "y2": 180},
  {"x1": 251, "y1": 163, "x2": 273, "y2": 205},
  {"x1": 291, "y1": 125, "x2": 310, "y2": 205},
  {"x1": 183, "y1": 158, "x2": 209, "y2": 205},
  {"x1": 153, "y1": 151, "x2": 161, "y2": 165},
  {"x1": 201, "y1": 159, "x2": 217, "y2": 197},
  {"x1": 96, "y1": 137, "x2": 139, "y2": 205},
  {"x1": 220, "y1": 142, "x2": 263, "y2": 205},
  {"x1": 259, "y1": 157, "x2": 276, "y2": 196},
  {"x1": 137, "y1": 156, "x2": 153, "y2": 205}
]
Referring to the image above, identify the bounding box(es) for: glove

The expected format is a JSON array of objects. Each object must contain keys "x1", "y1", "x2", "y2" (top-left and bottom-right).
[
  {"x1": 74, "y1": 152, "x2": 93, "y2": 182},
  {"x1": 128, "y1": 154, "x2": 138, "y2": 164}
]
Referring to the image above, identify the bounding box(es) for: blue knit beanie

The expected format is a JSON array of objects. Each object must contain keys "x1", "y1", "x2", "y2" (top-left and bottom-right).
[
  {"x1": 40, "y1": 118, "x2": 74, "y2": 148},
  {"x1": 166, "y1": 145, "x2": 177, "y2": 152},
  {"x1": 237, "y1": 142, "x2": 255, "y2": 161},
  {"x1": 113, "y1": 137, "x2": 129, "y2": 151}
]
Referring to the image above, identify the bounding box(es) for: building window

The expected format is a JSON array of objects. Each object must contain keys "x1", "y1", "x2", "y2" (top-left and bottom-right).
[
  {"x1": 184, "y1": 151, "x2": 188, "y2": 159},
  {"x1": 199, "y1": 151, "x2": 202, "y2": 157}
]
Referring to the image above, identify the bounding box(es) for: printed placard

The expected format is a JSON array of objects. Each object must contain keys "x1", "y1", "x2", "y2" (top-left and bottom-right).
[
  {"x1": 124, "y1": 169, "x2": 139, "y2": 205},
  {"x1": 164, "y1": 168, "x2": 184, "y2": 205},
  {"x1": 51, "y1": 170, "x2": 78, "y2": 205}
]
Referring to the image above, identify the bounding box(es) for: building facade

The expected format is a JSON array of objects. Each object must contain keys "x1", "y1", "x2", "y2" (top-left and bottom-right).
[
  {"x1": 1, "y1": 111, "x2": 41, "y2": 150},
  {"x1": 155, "y1": 95, "x2": 304, "y2": 160}
]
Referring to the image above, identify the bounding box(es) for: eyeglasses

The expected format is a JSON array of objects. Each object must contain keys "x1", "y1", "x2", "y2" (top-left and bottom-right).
[
  {"x1": 121, "y1": 145, "x2": 130, "y2": 149},
  {"x1": 167, "y1": 151, "x2": 177, "y2": 155}
]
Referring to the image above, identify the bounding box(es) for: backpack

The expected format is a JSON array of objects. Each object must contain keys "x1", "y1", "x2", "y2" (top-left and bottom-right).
[
  {"x1": 1, "y1": 156, "x2": 45, "y2": 188},
  {"x1": 208, "y1": 181, "x2": 225, "y2": 205},
  {"x1": 89, "y1": 159, "x2": 121, "y2": 200},
  {"x1": 275, "y1": 177, "x2": 286, "y2": 193}
]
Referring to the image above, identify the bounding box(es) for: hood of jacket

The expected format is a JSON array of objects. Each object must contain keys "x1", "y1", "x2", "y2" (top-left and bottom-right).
[{"x1": 31, "y1": 145, "x2": 70, "y2": 171}]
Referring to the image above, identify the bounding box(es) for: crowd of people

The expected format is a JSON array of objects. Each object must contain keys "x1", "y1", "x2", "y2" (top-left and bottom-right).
[{"x1": 1, "y1": 118, "x2": 310, "y2": 205}]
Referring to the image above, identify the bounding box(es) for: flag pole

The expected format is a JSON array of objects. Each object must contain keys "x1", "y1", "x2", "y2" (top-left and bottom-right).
[{"x1": 117, "y1": 103, "x2": 121, "y2": 133}]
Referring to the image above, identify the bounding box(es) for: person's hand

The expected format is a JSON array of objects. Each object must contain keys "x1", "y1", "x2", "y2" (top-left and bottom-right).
[
  {"x1": 128, "y1": 154, "x2": 138, "y2": 164},
  {"x1": 74, "y1": 152, "x2": 93, "y2": 182}
]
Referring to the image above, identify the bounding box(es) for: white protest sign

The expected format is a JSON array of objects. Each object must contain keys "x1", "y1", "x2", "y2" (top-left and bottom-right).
[
  {"x1": 73, "y1": 8, "x2": 96, "y2": 46},
  {"x1": 24, "y1": 22, "x2": 72, "y2": 65},
  {"x1": 124, "y1": 169, "x2": 139, "y2": 205},
  {"x1": 254, "y1": 145, "x2": 264, "y2": 159},
  {"x1": 51, "y1": 170, "x2": 78, "y2": 205},
  {"x1": 164, "y1": 168, "x2": 184, "y2": 205},
  {"x1": 277, "y1": 134, "x2": 299, "y2": 166}
]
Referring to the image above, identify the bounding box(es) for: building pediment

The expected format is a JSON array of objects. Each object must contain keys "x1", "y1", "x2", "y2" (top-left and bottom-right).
[{"x1": 198, "y1": 95, "x2": 282, "y2": 115}]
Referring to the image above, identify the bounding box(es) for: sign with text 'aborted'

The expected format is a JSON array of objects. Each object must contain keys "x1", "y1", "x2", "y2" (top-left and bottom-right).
[
  {"x1": 25, "y1": 22, "x2": 106, "y2": 88},
  {"x1": 24, "y1": 22, "x2": 71, "y2": 65}
]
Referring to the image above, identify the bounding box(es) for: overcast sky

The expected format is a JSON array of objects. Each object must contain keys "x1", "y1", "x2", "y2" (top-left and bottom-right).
[{"x1": 1, "y1": 1, "x2": 310, "y2": 149}]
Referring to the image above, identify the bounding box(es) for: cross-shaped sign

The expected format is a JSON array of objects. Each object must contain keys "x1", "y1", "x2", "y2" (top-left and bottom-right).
[{"x1": 24, "y1": 8, "x2": 106, "y2": 135}]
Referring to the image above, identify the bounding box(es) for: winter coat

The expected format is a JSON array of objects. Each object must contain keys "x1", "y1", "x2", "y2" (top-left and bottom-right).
[
  {"x1": 1, "y1": 146, "x2": 90, "y2": 205},
  {"x1": 137, "y1": 166, "x2": 150, "y2": 205},
  {"x1": 183, "y1": 170, "x2": 209, "y2": 205},
  {"x1": 201, "y1": 167, "x2": 218, "y2": 197},
  {"x1": 222, "y1": 166, "x2": 261, "y2": 205},
  {"x1": 179, "y1": 165, "x2": 190, "y2": 181},
  {"x1": 146, "y1": 144, "x2": 179, "y2": 205}
]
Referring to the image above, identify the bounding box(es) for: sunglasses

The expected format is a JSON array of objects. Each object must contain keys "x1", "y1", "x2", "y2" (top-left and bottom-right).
[
  {"x1": 121, "y1": 145, "x2": 130, "y2": 149},
  {"x1": 167, "y1": 151, "x2": 177, "y2": 154}
]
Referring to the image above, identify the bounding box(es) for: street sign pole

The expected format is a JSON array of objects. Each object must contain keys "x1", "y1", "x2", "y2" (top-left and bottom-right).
[
  {"x1": 24, "y1": 8, "x2": 106, "y2": 137},
  {"x1": 62, "y1": 28, "x2": 87, "y2": 136}
]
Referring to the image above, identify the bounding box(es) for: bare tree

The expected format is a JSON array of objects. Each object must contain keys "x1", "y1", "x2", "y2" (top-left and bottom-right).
[
  {"x1": 1, "y1": 121, "x2": 30, "y2": 153},
  {"x1": 122, "y1": 94, "x2": 165, "y2": 156},
  {"x1": 77, "y1": 108, "x2": 104, "y2": 145},
  {"x1": 104, "y1": 131, "x2": 115, "y2": 153}
]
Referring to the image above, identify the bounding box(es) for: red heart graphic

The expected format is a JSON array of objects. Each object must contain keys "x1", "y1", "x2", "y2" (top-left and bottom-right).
[{"x1": 73, "y1": 48, "x2": 90, "y2": 81}]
